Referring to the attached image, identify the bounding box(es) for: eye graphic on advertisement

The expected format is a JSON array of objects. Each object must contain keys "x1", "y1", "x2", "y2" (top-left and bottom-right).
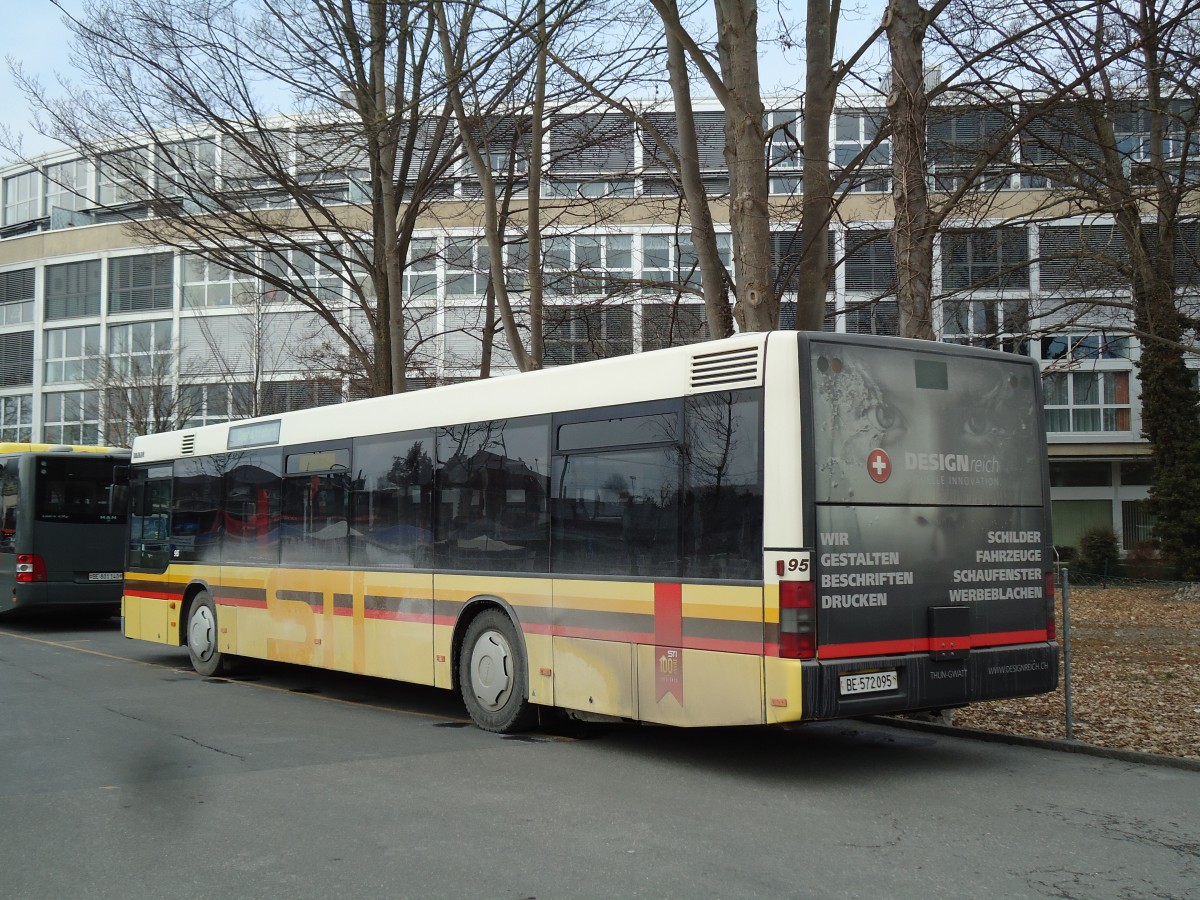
[
  {"x1": 875, "y1": 401, "x2": 903, "y2": 431},
  {"x1": 963, "y1": 412, "x2": 992, "y2": 437}
]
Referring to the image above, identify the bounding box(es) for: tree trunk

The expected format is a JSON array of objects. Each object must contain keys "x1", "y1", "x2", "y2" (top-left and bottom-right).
[
  {"x1": 886, "y1": 0, "x2": 935, "y2": 340},
  {"x1": 796, "y1": 0, "x2": 835, "y2": 331},
  {"x1": 715, "y1": 0, "x2": 773, "y2": 331},
  {"x1": 663, "y1": 15, "x2": 734, "y2": 340}
]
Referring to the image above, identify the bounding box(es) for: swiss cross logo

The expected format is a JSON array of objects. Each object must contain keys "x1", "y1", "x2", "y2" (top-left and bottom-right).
[{"x1": 867, "y1": 448, "x2": 892, "y2": 483}]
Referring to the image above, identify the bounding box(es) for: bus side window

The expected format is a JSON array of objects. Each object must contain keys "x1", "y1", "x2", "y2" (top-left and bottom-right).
[
  {"x1": 128, "y1": 466, "x2": 172, "y2": 571},
  {"x1": 350, "y1": 431, "x2": 434, "y2": 569},
  {"x1": 681, "y1": 390, "x2": 764, "y2": 580},
  {"x1": 172, "y1": 458, "x2": 224, "y2": 564},
  {"x1": 223, "y1": 450, "x2": 282, "y2": 565},
  {"x1": 435, "y1": 417, "x2": 550, "y2": 573}
]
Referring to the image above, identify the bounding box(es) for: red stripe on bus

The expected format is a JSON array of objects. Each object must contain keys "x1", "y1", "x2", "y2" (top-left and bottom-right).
[
  {"x1": 124, "y1": 589, "x2": 182, "y2": 602},
  {"x1": 216, "y1": 597, "x2": 268, "y2": 609},
  {"x1": 364, "y1": 609, "x2": 432, "y2": 624},
  {"x1": 817, "y1": 629, "x2": 1050, "y2": 660},
  {"x1": 523, "y1": 621, "x2": 763, "y2": 656}
]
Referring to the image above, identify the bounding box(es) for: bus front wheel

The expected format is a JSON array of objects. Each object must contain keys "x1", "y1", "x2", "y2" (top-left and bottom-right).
[
  {"x1": 459, "y1": 609, "x2": 534, "y2": 733},
  {"x1": 186, "y1": 591, "x2": 234, "y2": 677}
]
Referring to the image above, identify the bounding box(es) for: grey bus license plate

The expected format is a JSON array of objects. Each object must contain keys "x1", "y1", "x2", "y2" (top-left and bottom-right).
[
  {"x1": 839, "y1": 671, "x2": 898, "y2": 696},
  {"x1": 88, "y1": 572, "x2": 123, "y2": 582}
]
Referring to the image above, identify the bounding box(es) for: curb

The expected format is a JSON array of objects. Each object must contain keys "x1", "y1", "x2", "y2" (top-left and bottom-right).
[{"x1": 868, "y1": 716, "x2": 1200, "y2": 773}]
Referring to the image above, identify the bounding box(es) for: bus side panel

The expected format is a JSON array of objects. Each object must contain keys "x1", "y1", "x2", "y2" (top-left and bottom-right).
[
  {"x1": 123, "y1": 593, "x2": 173, "y2": 644},
  {"x1": 552, "y1": 579, "x2": 765, "y2": 726},
  {"x1": 635, "y1": 646, "x2": 764, "y2": 727},
  {"x1": 360, "y1": 569, "x2": 434, "y2": 685},
  {"x1": 551, "y1": 578, "x2": 648, "y2": 719},
  {"x1": 633, "y1": 582, "x2": 765, "y2": 727},
  {"x1": 218, "y1": 565, "x2": 438, "y2": 684},
  {"x1": 434, "y1": 573, "x2": 554, "y2": 699},
  {"x1": 554, "y1": 636, "x2": 637, "y2": 718},
  {"x1": 122, "y1": 572, "x2": 184, "y2": 645},
  {"x1": 763, "y1": 660, "x2": 806, "y2": 725}
]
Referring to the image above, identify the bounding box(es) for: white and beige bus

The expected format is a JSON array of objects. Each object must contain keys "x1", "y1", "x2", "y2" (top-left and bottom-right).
[{"x1": 122, "y1": 332, "x2": 1058, "y2": 731}]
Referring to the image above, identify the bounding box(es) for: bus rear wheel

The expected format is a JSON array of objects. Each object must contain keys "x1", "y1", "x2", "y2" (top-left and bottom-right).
[
  {"x1": 459, "y1": 609, "x2": 534, "y2": 733},
  {"x1": 186, "y1": 591, "x2": 235, "y2": 677}
]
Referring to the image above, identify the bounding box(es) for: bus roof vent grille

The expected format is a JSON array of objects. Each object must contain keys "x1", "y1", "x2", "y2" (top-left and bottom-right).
[
  {"x1": 181, "y1": 434, "x2": 196, "y2": 456},
  {"x1": 690, "y1": 345, "x2": 763, "y2": 391}
]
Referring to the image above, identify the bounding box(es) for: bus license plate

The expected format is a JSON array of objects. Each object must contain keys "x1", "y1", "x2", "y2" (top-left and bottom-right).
[
  {"x1": 839, "y1": 671, "x2": 898, "y2": 696},
  {"x1": 88, "y1": 572, "x2": 123, "y2": 582}
]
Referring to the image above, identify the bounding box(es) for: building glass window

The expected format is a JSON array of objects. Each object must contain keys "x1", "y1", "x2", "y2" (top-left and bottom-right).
[
  {"x1": 3, "y1": 170, "x2": 39, "y2": 225},
  {"x1": 404, "y1": 238, "x2": 438, "y2": 299},
  {"x1": 544, "y1": 234, "x2": 634, "y2": 296},
  {"x1": 155, "y1": 138, "x2": 218, "y2": 193},
  {"x1": 943, "y1": 298, "x2": 1030, "y2": 348},
  {"x1": 543, "y1": 305, "x2": 633, "y2": 365},
  {"x1": 98, "y1": 150, "x2": 144, "y2": 206},
  {"x1": 0, "y1": 269, "x2": 35, "y2": 325},
  {"x1": 262, "y1": 246, "x2": 343, "y2": 306},
  {"x1": 182, "y1": 254, "x2": 256, "y2": 308},
  {"x1": 1043, "y1": 371, "x2": 1131, "y2": 433},
  {"x1": 43, "y1": 390, "x2": 101, "y2": 445},
  {"x1": 0, "y1": 332, "x2": 34, "y2": 387},
  {"x1": 108, "y1": 320, "x2": 173, "y2": 378},
  {"x1": 109, "y1": 253, "x2": 175, "y2": 313},
  {"x1": 1040, "y1": 332, "x2": 1131, "y2": 361},
  {"x1": 44, "y1": 326, "x2": 101, "y2": 384},
  {"x1": 45, "y1": 159, "x2": 92, "y2": 213},
  {"x1": 180, "y1": 383, "x2": 254, "y2": 427},
  {"x1": 642, "y1": 303, "x2": 708, "y2": 351},
  {"x1": 0, "y1": 395, "x2": 33, "y2": 443},
  {"x1": 643, "y1": 233, "x2": 729, "y2": 293},
  {"x1": 45, "y1": 260, "x2": 102, "y2": 320},
  {"x1": 445, "y1": 239, "x2": 489, "y2": 297},
  {"x1": 260, "y1": 380, "x2": 342, "y2": 415},
  {"x1": 941, "y1": 227, "x2": 1030, "y2": 291},
  {"x1": 844, "y1": 229, "x2": 896, "y2": 293},
  {"x1": 834, "y1": 110, "x2": 890, "y2": 191}
]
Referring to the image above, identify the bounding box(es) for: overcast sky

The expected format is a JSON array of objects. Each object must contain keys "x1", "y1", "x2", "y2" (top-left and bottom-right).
[{"x1": 1, "y1": 0, "x2": 85, "y2": 162}]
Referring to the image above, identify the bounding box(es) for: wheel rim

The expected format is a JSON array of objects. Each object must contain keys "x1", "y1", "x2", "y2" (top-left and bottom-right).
[
  {"x1": 188, "y1": 604, "x2": 217, "y2": 664},
  {"x1": 468, "y1": 629, "x2": 515, "y2": 711}
]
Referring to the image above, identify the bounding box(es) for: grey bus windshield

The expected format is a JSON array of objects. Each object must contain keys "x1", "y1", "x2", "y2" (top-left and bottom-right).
[
  {"x1": 809, "y1": 342, "x2": 1044, "y2": 507},
  {"x1": 35, "y1": 457, "x2": 127, "y2": 524}
]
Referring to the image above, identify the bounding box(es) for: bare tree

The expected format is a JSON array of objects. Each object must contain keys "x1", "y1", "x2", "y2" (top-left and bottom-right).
[
  {"x1": 97, "y1": 327, "x2": 196, "y2": 446},
  {"x1": 16, "y1": 0, "x2": 466, "y2": 396},
  {"x1": 938, "y1": 0, "x2": 1200, "y2": 576}
]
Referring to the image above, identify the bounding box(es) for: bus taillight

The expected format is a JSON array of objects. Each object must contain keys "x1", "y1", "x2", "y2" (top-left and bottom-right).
[
  {"x1": 16, "y1": 554, "x2": 47, "y2": 583},
  {"x1": 1045, "y1": 572, "x2": 1057, "y2": 641},
  {"x1": 779, "y1": 580, "x2": 816, "y2": 660}
]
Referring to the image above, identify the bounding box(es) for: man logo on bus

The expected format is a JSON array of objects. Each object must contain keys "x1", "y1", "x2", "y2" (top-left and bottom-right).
[{"x1": 868, "y1": 448, "x2": 891, "y2": 483}]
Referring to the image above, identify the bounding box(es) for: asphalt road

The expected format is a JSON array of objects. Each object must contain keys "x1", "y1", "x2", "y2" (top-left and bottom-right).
[{"x1": 1, "y1": 614, "x2": 1197, "y2": 900}]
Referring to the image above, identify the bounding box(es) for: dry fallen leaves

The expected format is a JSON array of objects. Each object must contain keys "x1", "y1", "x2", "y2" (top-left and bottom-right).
[{"x1": 951, "y1": 585, "x2": 1200, "y2": 761}]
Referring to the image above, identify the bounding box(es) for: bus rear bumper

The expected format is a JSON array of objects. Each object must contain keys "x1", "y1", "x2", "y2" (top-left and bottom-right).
[
  {"x1": 10, "y1": 581, "x2": 123, "y2": 612},
  {"x1": 799, "y1": 641, "x2": 1060, "y2": 722}
]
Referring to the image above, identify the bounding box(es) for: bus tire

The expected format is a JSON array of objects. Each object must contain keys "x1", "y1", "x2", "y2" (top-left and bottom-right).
[
  {"x1": 459, "y1": 609, "x2": 535, "y2": 734},
  {"x1": 186, "y1": 591, "x2": 234, "y2": 677}
]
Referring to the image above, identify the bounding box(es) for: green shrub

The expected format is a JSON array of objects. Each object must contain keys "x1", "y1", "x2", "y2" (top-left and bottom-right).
[{"x1": 1078, "y1": 526, "x2": 1121, "y2": 576}]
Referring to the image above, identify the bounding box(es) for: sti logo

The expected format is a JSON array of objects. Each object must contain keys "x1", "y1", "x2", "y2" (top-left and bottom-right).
[{"x1": 867, "y1": 448, "x2": 891, "y2": 483}]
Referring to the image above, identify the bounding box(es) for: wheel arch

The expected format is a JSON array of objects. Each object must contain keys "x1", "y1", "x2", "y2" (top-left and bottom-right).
[
  {"x1": 178, "y1": 579, "x2": 215, "y2": 646},
  {"x1": 450, "y1": 594, "x2": 524, "y2": 694}
]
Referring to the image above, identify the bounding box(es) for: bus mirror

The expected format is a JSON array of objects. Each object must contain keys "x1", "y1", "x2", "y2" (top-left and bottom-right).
[
  {"x1": 108, "y1": 484, "x2": 130, "y2": 517},
  {"x1": 112, "y1": 465, "x2": 129, "y2": 486}
]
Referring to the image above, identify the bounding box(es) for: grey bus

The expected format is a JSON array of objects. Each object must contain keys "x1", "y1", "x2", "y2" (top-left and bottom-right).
[{"x1": 0, "y1": 444, "x2": 129, "y2": 616}]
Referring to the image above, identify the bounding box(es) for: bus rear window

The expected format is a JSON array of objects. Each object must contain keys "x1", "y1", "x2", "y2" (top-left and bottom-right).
[{"x1": 35, "y1": 457, "x2": 128, "y2": 524}]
